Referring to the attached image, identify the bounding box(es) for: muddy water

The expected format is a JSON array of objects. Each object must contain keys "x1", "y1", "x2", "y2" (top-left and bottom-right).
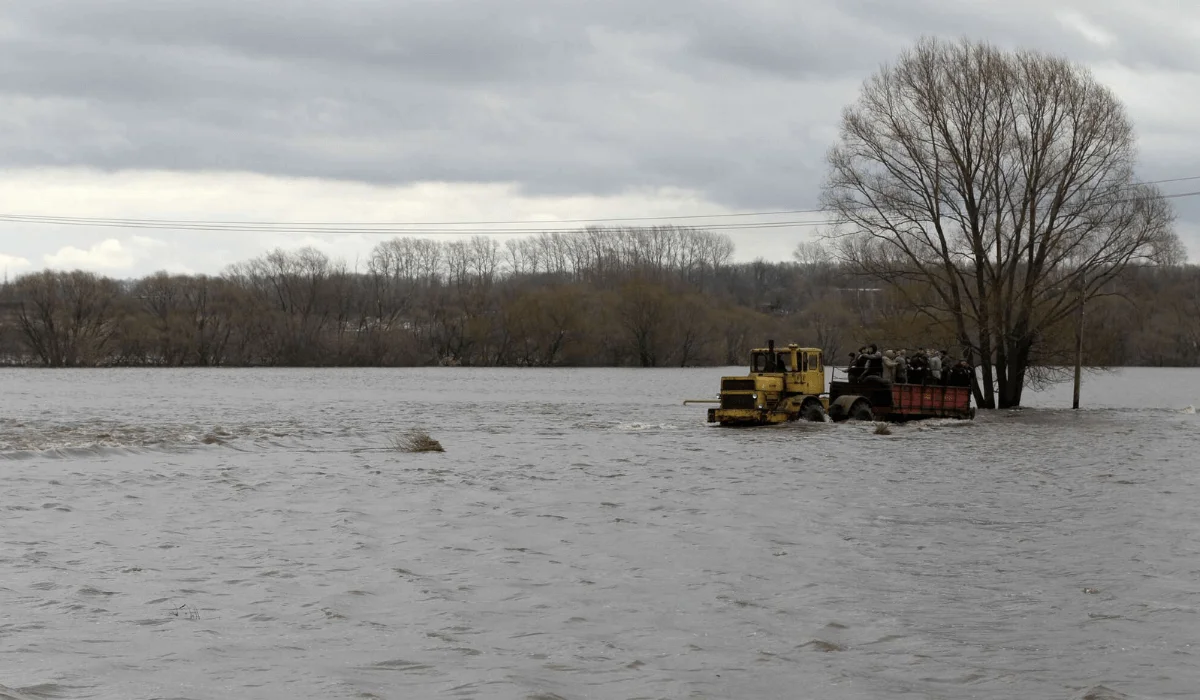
[{"x1": 0, "y1": 367, "x2": 1197, "y2": 699}]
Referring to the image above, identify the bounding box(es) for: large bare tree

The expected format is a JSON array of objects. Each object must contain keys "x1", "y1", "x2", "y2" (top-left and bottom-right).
[{"x1": 821, "y1": 37, "x2": 1182, "y2": 408}]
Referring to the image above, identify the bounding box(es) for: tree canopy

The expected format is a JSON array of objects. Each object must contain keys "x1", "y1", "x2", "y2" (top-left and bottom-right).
[
  {"x1": 820, "y1": 37, "x2": 1183, "y2": 408},
  {"x1": 0, "y1": 231, "x2": 1197, "y2": 377}
]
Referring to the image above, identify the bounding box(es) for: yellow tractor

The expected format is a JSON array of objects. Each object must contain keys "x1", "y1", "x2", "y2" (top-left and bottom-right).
[{"x1": 700, "y1": 340, "x2": 829, "y2": 426}]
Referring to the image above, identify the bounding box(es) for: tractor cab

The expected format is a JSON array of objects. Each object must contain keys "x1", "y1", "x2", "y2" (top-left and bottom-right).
[{"x1": 749, "y1": 343, "x2": 822, "y2": 384}]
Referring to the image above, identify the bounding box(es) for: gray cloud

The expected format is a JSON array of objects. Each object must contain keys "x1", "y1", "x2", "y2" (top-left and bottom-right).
[
  {"x1": 10, "y1": 1, "x2": 590, "y2": 83},
  {"x1": 2, "y1": 0, "x2": 1200, "y2": 227}
]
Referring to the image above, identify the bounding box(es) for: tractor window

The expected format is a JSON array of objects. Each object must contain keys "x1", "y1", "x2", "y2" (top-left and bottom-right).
[
  {"x1": 752, "y1": 352, "x2": 768, "y2": 373},
  {"x1": 777, "y1": 353, "x2": 790, "y2": 371},
  {"x1": 810, "y1": 351, "x2": 821, "y2": 370},
  {"x1": 799, "y1": 352, "x2": 808, "y2": 372}
]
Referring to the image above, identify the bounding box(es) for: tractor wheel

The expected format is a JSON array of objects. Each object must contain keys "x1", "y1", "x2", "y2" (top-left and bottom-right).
[
  {"x1": 801, "y1": 401, "x2": 826, "y2": 422},
  {"x1": 850, "y1": 400, "x2": 874, "y2": 422}
]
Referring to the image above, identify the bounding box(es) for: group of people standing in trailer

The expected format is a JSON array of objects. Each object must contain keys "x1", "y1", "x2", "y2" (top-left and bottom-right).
[{"x1": 847, "y1": 345, "x2": 973, "y2": 387}]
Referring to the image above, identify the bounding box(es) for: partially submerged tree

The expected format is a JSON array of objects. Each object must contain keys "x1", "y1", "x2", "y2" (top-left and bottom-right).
[
  {"x1": 10, "y1": 270, "x2": 122, "y2": 366},
  {"x1": 821, "y1": 37, "x2": 1182, "y2": 408}
]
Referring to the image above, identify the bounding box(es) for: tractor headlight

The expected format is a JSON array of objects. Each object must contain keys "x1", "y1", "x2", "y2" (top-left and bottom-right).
[{"x1": 752, "y1": 393, "x2": 758, "y2": 399}]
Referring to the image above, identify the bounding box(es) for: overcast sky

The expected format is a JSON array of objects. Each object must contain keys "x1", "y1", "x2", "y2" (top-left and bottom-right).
[{"x1": 2, "y1": 0, "x2": 1199, "y2": 278}]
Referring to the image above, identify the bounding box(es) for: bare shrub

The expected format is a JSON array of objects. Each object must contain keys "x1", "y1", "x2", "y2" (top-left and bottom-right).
[{"x1": 391, "y1": 429, "x2": 444, "y2": 453}]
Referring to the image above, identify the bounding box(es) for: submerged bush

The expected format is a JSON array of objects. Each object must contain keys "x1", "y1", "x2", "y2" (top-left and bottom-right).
[
  {"x1": 392, "y1": 429, "x2": 444, "y2": 453},
  {"x1": 873, "y1": 422, "x2": 892, "y2": 435}
]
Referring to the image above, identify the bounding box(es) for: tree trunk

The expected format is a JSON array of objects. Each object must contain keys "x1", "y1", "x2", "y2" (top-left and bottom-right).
[{"x1": 998, "y1": 339, "x2": 1033, "y2": 408}]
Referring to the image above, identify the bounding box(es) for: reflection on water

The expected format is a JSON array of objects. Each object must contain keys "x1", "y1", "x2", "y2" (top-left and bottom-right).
[{"x1": 0, "y1": 367, "x2": 1197, "y2": 699}]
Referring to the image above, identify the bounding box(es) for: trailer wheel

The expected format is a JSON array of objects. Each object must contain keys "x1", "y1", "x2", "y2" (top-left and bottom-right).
[
  {"x1": 829, "y1": 395, "x2": 863, "y2": 422},
  {"x1": 801, "y1": 401, "x2": 826, "y2": 422},
  {"x1": 850, "y1": 400, "x2": 874, "y2": 422}
]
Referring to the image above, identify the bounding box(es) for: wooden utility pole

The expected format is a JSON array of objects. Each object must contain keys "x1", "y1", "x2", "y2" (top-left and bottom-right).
[{"x1": 1072, "y1": 284, "x2": 1084, "y2": 409}]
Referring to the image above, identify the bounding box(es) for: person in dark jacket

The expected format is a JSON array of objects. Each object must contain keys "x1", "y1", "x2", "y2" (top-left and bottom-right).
[
  {"x1": 863, "y1": 344, "x2": 883, "y2": 377},
  {"x1": 908, "y1": 350, "x2": 928, "y2": 384},
  {"x1": 848, "y1": 347, "x2": 868, "y2": 381},
  {"x1": 950, "y1": 360, "x2": 973, "y2": 387}
]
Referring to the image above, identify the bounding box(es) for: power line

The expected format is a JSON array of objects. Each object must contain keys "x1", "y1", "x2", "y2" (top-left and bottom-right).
[
  {"x1": 0, "y1": 175, "x2": 1197, "y2": 234},
  {"x1": 1154, "y1": 189, "x2": 1200, "y2": 200},
  {"x1": 0, "y1": 209, "x2": 829, "y2": 229},
  {"x1": 0, "y1": 215, "x2": 836, "y2": 234}
]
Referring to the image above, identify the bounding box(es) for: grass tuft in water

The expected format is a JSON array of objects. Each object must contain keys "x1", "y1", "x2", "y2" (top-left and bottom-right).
[
  {"x1": 873, "y1": 422, "x2": 892, "y2": 435},
  {"x1": 392, "y1": 429, "x2": 445, "y2": 453}
]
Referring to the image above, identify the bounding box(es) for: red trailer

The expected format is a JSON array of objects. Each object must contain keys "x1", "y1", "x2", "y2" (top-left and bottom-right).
[{"x1": 826, "y1": 373, "x2": 975, "y2": 422}]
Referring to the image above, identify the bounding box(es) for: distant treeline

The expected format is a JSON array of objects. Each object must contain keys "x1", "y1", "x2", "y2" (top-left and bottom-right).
[{"x1": 0, "y1": 226, "x2": 1197, "y2": 368}]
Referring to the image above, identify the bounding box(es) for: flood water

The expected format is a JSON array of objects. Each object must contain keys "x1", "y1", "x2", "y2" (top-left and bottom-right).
[{"x1": 0, "y1": 367, "x2": 1197, "y2": 699}]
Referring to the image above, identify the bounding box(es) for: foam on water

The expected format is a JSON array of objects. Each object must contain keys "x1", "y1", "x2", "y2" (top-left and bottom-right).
[{"x1": 1, "y1": 366, "x2": 1198, "y2": 699}]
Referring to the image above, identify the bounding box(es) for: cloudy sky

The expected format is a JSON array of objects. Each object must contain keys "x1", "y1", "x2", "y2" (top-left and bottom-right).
[{"x1": 2, "y1": 0, "x2": 1198, "y2": 278}]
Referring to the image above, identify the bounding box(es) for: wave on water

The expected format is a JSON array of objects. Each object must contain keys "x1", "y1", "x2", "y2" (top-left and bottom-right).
[
  {"x1": 913, "y1": 417, "x2": 977, "y2": 430},
  {"x1": 0, "y1": 418, "x2": 311, "y2": 459},
  {"x1": 609, "y1": 422, "x2": 681, "y2": 431},
  {"x1": 0, "y1": 684, "x2": 84, "y2": 700}
]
